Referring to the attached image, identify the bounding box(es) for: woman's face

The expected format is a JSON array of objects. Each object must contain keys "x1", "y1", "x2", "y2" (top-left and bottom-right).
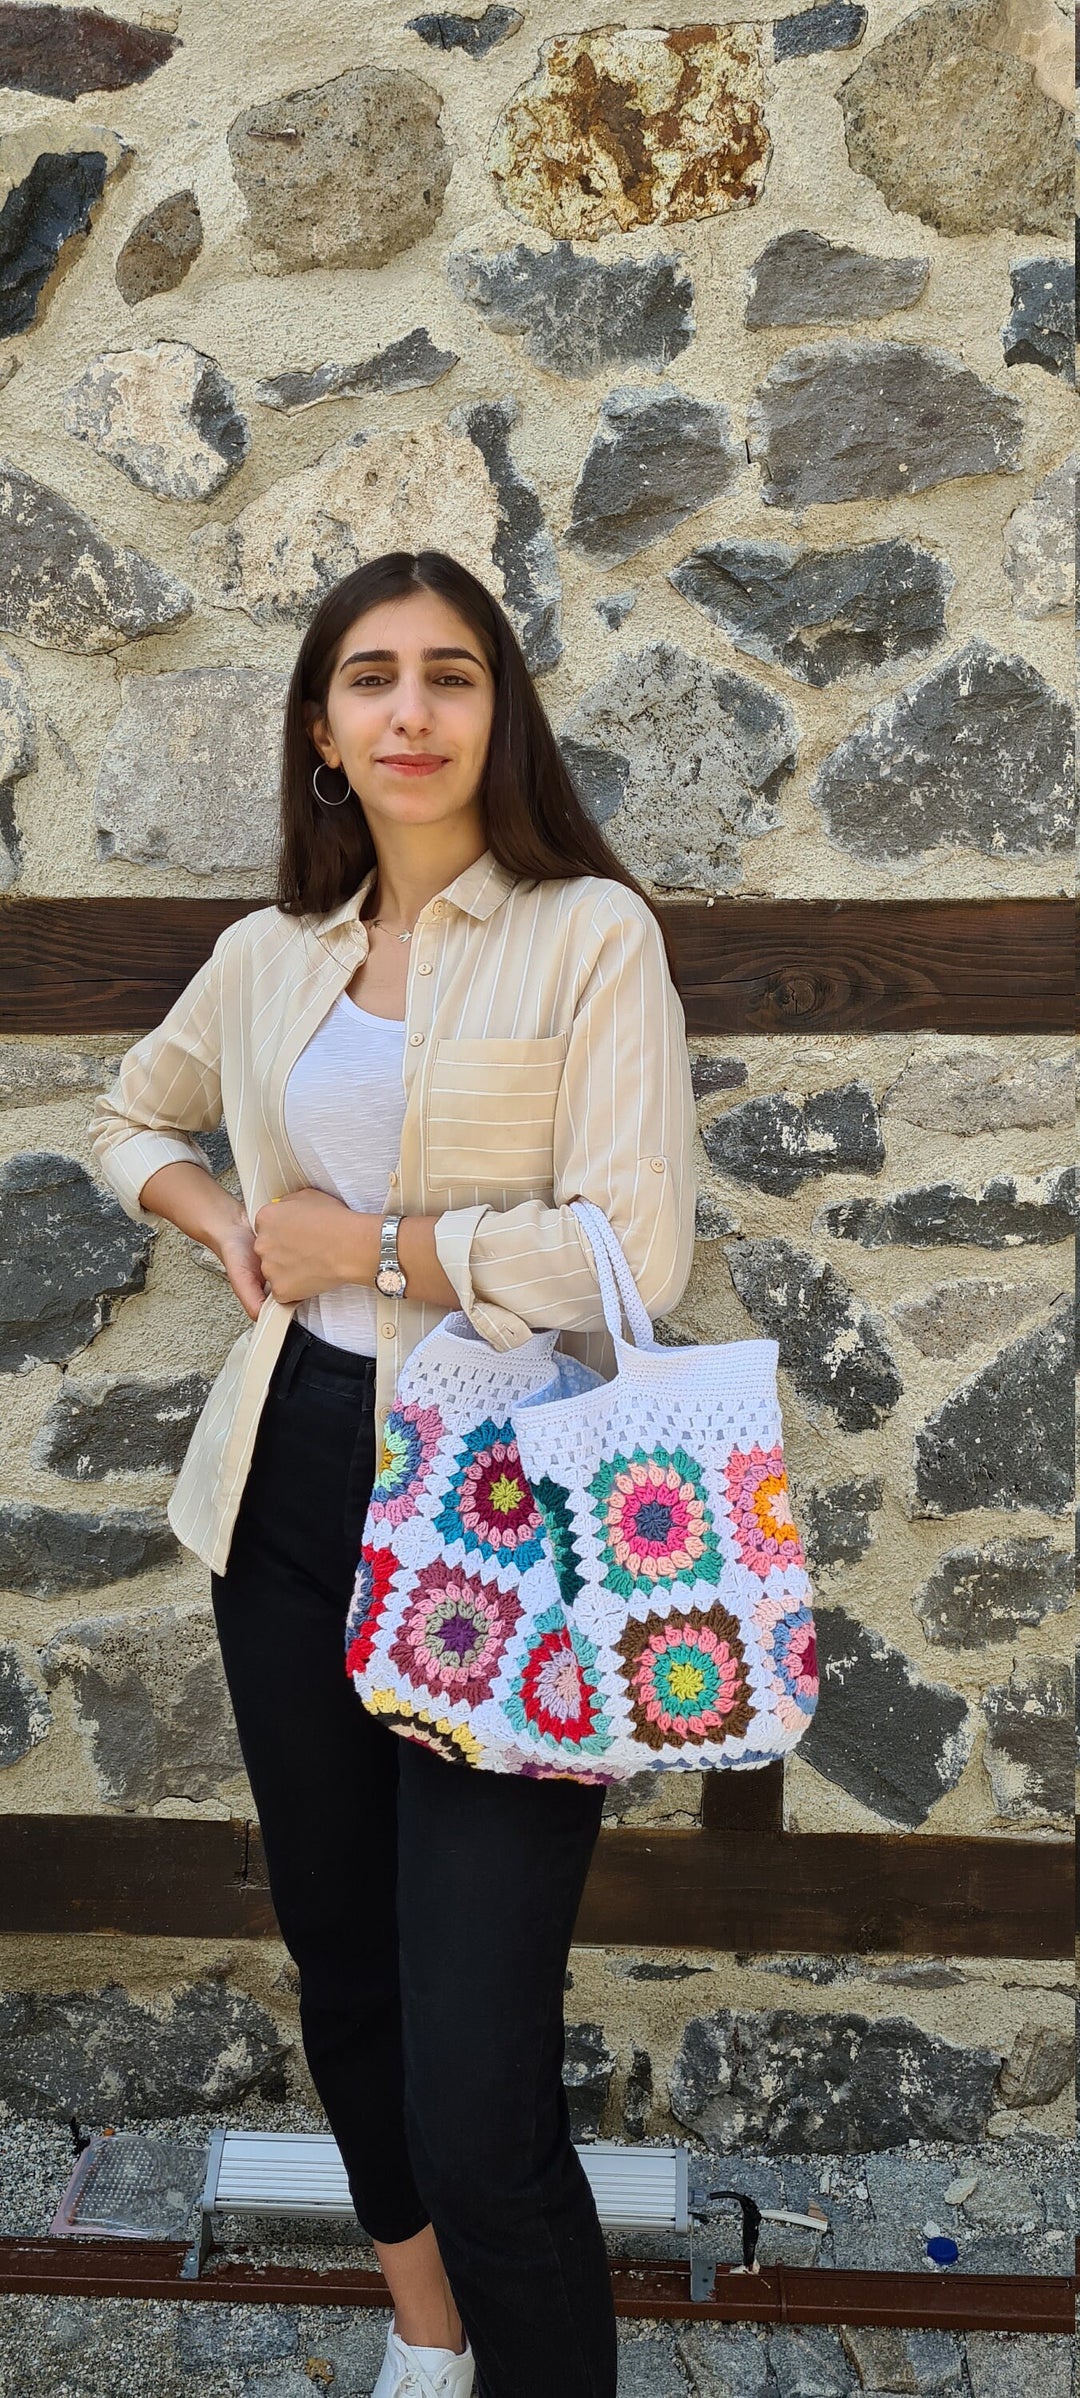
[{"x1": 308, "y1": 588, "x2": 496, "y2": 836}]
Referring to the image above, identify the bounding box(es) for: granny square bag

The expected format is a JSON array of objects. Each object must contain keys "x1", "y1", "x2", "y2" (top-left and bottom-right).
[{"x1": 345, "y1": 1197, "x2": 818, "y2": 1784}]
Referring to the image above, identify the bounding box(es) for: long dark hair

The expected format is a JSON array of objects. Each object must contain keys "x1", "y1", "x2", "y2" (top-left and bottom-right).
[{"x1": 275, "y1": 550, "x2": 681, "y2": 993}]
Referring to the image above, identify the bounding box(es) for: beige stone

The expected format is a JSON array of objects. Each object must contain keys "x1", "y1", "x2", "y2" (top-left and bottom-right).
[
  {"x1": 840, "y1": 0, "x2": 1071, "y2": 237},
  {"x1": 227, "y1": 67, "x2": 452, "y2": 275},
  {"x1": 890, "y1": 1277, "x2": 1053, "y2": 1357},
  {"x1": 488, "y1": 22, "x2": 771, "y2": 239},
  {"x1": 63, "y1": 342, "x2": 249, "y2": 501},
  {"x1": 882, "y1": 1048, "x2": 1073, "y2": 1131},
  {"x1": 192, "y1": 424, "x2": 503, "y2": 625},
  {"x1": 1003, "y1": 456, "x2": 1075, "y2": 619}
]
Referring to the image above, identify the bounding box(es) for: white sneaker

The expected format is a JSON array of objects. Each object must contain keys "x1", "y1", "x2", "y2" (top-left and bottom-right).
[{"x1": 370, "y1": 2316, "x2": 476, "y2": 2398}]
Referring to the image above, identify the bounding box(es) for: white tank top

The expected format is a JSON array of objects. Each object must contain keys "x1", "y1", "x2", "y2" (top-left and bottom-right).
[{"x1": 283, "y1": 991, "x2": 407, "y2": 1356}]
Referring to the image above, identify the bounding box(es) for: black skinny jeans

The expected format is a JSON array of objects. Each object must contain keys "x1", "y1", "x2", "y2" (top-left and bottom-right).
[{"x1": 210, "y1": 1319, "x2": 617, "y2": 2398}]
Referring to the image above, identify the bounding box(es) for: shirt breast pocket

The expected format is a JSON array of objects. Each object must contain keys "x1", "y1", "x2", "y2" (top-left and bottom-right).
[{"x1": 424, "y1": 1033, "x2": 569, "y2": 1191}]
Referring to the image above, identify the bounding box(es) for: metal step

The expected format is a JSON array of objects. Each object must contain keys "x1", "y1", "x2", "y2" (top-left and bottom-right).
[{"x1": 185, "y1": 2129, "x2": 692, "y2": 2280}]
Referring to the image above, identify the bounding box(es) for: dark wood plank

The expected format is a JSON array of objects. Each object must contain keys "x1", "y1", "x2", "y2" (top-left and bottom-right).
[
  {"x1": 0, "y1": 1815, "x2": 1070, "y2": 1956},
  {"x1": 0, "y1": 897, "x2": 1073, "y2": 1034},
  {"x1": 701, "y1": 1763, "x2": 784, "y2": 1834}
]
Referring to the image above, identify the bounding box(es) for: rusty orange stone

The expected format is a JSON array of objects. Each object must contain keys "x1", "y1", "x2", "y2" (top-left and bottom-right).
[{"x1": 487, "y1": 22, "x2": 771, "y2": 238}]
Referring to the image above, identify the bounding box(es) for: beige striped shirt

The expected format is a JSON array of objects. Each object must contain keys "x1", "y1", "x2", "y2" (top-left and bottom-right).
[{"x1": 89, "y1": 849, "x2": 699, "y2": 1574}]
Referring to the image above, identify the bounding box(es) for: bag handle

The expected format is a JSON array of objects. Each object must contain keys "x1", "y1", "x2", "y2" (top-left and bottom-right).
[{"x1": 569, "y1": 1197, "x2": 657, "y2": 1350}]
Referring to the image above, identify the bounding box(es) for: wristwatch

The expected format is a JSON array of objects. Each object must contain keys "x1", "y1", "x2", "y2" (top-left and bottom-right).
[{"x1": 375, "y1": 1212, "x2": 407, "y2": 1299}]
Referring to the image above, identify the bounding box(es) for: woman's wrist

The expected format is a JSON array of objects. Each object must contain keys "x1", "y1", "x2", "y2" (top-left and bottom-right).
[
  {"x1": 139, "y1": 1160, "x2": 247, "y2": 1255},
  {"x1": 332, "y1": 1206, "x2": 382, "y2": 1288}
]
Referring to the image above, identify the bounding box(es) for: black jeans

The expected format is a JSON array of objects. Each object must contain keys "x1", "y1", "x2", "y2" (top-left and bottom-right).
[{"x1": 211, "y1": 1319, "x2": 617, "y2": 2398}]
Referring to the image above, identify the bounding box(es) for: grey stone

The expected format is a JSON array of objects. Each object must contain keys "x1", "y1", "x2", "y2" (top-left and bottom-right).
[
  {"x1": 0, "y1": 644, "x2": 33, "y2": 889},
  {"x1": 94, "y1": 667, "x2": 288, "y2": 873},
  {"x1": 594, "y1": 590, "x2": 637, "y2": 630},
  {"x1": 965, "y1": 2333, "x2": 1074, "y2": 2398},
  {"x1": 701, "y1": 1080, "x2": 884, "y2": 1195},
  {"x1": 562, "y1": 2022, "x2": 614, "y2": 2137},
  {"x1": 557, "y1": 737, "x2": 629, "y2": 828},
  {"x1": 0, "y1": 1980, "x2": 290, "y2": 2118},
  {"x1": 670, "y1": 2005, "x2": 999, "y2": 2151},
  {"x1": 982, "y1": 1657, "x2": 1073, "y2": 1820},
  {"x1": 671, "y1": 537, "x2": 949, "y2": 686},
  {"x1": 255, "y1": 326, "x2": 458, "y2": 414},
  {"x1": 177, "y1": 2303, "x2": 298, "y2": 2370},
  {"x1": 41, "y1": 1603, "x2": 243, "y2": 1806},
  {"x1": 0, "y1": 1642, "x2": 51, "y2": 1764},
  {"x1": 446, "y1": 241, "x2": 694, "y2": 378},
  {"x1": 912, "y1": 1298, "x2": 1074, "y2": 1518},
  {"x1": 1004, "y1": 455, "x2": 1074, "y2": 618},
  {"x1": 193, "y1": 424, "x2": 501, "y2": 630},
  {"x1": 694, "y1": 1191, "x2": 740, "y2": 1239},
  {"x1": 769, "y1": 2326, "x2": 856, "y2": 2395},
  {"x1": 724, "y1": 1238, "x2": 902, "y2": 1432},
  {"x1": 675, "y1": 2325, "x2": 773, "y2": 2396},
  {"x1": 809, "y1": 641, "x2": 1072, "y2": 861},
  {"x1": 817, "y1": 1163, "x2": 1076, "y2": 1248},
  {"x1": 689, "y1": 1052, "x2": 748, "y2": 1099},
  {"x1": 488, "y1": 21, "x2": 771, "y2": 239},
  {"x1": 998, "y1": 2024, "x2": 1074, "y2": 2109},
  {"x1": 0, "y1": 1150, "x2": 152, "y2": 1371},
  {"x1": 0, "y1": 5, "x2": 178, "y2": 100},
  {"x1": 567, "y1": 385, "x2": 743, "y2": 566},
  {"x1": 292, "y1": 2314, "x2": 389, "y2": 2390},
  {"x1": 63, "y1": 342, "x2": 250, "y2": 500},
  {"x1": 799, "y1": 1605, "x2": 974, "y2": 1828},
  {"x1": 0, "y1": 460, "x2": 192, "y2": 652},
  {"x1": 407, "y1": 4, "x2": 522, "y2": 56},
  {"x1": 774, "y1": 3, "x2": 866, "y2": 56},
  {"x1": 1003, "y1": 256, "x2": 1075, "y2": 381},
  {"x1": 622, "y1": 2045, "x2": 653, "y2": 2138},
  {"x1": 0, "y1": 1502, "x2": 175, "y2": 1596},
  {"x1": 838, "y1": 2326, "x2": 964, "y2": 2392},
  {"x1": 0, "y1": 1042, "x2": 120, "y2": 1109},
  {"x1": 839, "y1": 0, "x2": 1071, "y2": 238},
  {"x1": 559, "y1": 642, "x2": 797, "y2": 892},
  {"x1": 913, "y1": 1536, "x2": 1071, "y2": 1648},
  {"x1": 115, "y1": 189, "x2": 203, "y2": 305},
  {"x1": 447, "y1": 394, "x2": 562, "y2": 672},
  {"x1": 748, "y1": 342, "x2": 1022, "y2": 508},
  {"x1": 746, "y1": 230, "x2": 927, "y2": 327},
  {"x1": 0, "y1": 128, "x2": 132, "y2": 337},
  {"x1": 616, "y1": 2331, "x2": 689, "y2": 2395},
  {"x1": 883, "y1": 1048, "x2": 1073, "y2": 1133},
  {"x1": 31, "y1": 1371, "x2": 211, "y2": 1480},
  {"x1": 892, "y1": 1276, "x2": 1058, "y2": 1358},
  {"x1": 802, "y1": 1476, "x2": 883, "y2": 1571},
  {"x1": 227, "y1": 67, "x2": 452, "y2": 276}
]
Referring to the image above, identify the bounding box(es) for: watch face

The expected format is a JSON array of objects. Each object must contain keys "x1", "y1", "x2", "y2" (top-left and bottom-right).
[{"x1": 376, "y1": 1266, "x2": 406, "y2": 1297}]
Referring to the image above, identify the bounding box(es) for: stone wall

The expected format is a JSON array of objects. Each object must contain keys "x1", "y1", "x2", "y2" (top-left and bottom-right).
[{"x1": 0, "y1": 0, "x2": 1074, "y2": 2190}]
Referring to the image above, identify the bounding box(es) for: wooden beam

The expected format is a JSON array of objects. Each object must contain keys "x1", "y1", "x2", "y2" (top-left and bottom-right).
[
  {"x1": 0, "y1": 1814, "x2": 1071, "y2": 1957},
  {"x1": 0, "y1": 896, "x2": 1073, "y2": 1035}
]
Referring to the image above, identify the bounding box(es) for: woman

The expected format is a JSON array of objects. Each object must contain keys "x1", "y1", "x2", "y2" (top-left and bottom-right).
[{"x1": 90, "y1": 549, "x2": 698, "y2": 2398}]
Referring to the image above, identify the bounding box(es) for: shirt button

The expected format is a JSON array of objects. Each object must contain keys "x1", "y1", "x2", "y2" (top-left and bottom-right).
[
  {"x1": 388, "y1": 1170, "x2": 398, "y2": 1184},
  {"x1": 431, "y1": 900, "x2": 445, "y2": 916},
  {"x1": 650, "y1": 1156, "x2": 666, "y2": 1171},
  {"x1": 417, "y1": 961, "x2": 432, "y2": 975},
  {"x1": 381, "y1": 1323, "x2": 395, "y2": 1336},
  {"x1": 409, "y1": 1031, "x2": 424, "y2": 1045}
]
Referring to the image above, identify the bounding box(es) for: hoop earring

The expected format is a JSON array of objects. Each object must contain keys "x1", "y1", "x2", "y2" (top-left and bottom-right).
[{"x1": 313, "y1": 762, "x2": 354, "y2": 808}]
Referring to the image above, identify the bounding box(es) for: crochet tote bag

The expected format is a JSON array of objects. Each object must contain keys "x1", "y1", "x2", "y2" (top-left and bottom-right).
[{"x1": 345, "y1": 1197, "x2": 818, "y2": 1784}]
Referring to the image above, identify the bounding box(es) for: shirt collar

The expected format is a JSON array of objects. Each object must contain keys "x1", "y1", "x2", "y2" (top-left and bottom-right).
[{"x1": 318, "y1": 847, "x2": 519, "y2": 938}]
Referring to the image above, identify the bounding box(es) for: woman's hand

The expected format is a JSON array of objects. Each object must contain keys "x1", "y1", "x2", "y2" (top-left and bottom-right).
[
  {"x1": 217, "y1": 1216, "x2": 268, "y2": 1322},
  {"x1": 252, "y1": 1189, "x2": 361, "y2": 1307}
]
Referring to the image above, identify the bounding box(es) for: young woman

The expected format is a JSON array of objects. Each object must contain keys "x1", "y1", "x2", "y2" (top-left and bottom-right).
[{"x1": 90, "y1": 550, "x2": 697, "y2": 2398}]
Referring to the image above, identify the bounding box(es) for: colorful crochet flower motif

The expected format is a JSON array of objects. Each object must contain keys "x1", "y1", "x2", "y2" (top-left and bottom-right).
[
  {"x1": 589, "y1": 1445, "x2": 723, "y2": 1601},
  {"x1": 752, "y1": 1592, "x2": 818, "y2": 1726},
  {"x1": 504, "y1": 1603, "x2": 612, "y2": 1756},
  {"x1": 369, "y1": 1399, "x2": 445, "y2": 1526},
  {"x1": 433, "y1": 1417, "x2": 547, "y2": 1569},
  {"x1": 531, "y1": 1474, "x2": 586, "y2": 1608},
  {"x1": 365, "y1": 1688, "x2": 483, "y2": 1769},
  {"x1": 723, "y1": 1444, "x2": 805, "y2": 1579},
  {"x1": 387, "y1": 1558, "x2": 522, "y2": 1708},
  {"x1": 616, "y1": 1603, "x2": 756, "y2": 1752},
  {"x1": 344, "y1": 1541, "x2": 398, "y2": 1680},
  {"x1": 516, "y1": 1759, "x2": 618, "y2": 1786}
]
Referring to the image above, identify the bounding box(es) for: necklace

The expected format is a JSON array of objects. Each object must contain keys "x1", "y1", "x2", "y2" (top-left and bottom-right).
[{"x1": 368, "y1": 915, "x2": 412, "y2": 942}]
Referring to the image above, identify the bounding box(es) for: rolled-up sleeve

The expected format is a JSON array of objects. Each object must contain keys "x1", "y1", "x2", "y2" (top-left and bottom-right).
[
  {"x1": 88, "y1": 944, "x2": 225, "y2": 1222},
  {"x1": 433, "y1": 892, "x2": 698, "y2": 1348}
]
